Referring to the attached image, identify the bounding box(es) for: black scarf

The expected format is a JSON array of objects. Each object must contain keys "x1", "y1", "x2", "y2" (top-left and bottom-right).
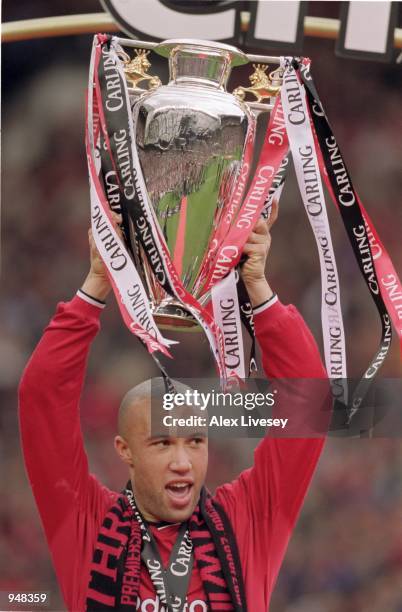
[{"x1": 86, "y1": 486, "x2": 247, "y2": 611}]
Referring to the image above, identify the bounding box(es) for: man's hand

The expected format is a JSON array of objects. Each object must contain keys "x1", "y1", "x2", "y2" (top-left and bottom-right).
[
  {"x1": 240, "y1": 201, "x2": 278, "y2": 307},
  {"x1": 81, "y1": 212, "x2": 122, "y2": 302}
]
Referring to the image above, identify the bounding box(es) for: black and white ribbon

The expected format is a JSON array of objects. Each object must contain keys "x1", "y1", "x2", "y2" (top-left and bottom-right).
[{"x1": 281, "y1": 58, "x2": 348, "y2": 406}]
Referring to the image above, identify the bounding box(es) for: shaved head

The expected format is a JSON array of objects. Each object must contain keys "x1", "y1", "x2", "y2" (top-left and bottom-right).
[
  {"x1": 117, "y1": 377, "x2": 193, "y2": 438},
  {"x1": 117, "y1": 379, "x2": 152, "y2": 438}
]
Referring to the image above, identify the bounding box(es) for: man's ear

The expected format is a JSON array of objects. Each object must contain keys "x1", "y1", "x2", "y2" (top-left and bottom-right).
[{"x1": 114, "y1": 435, "x2": 133, "y2": 467}]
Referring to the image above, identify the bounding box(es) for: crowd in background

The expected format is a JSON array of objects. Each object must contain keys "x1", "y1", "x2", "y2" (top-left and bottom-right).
[{"x1": 2, "y1": 1, "x2": 402, "y2": 610}]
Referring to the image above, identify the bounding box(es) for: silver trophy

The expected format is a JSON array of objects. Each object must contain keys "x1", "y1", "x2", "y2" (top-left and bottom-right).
[{"x1": 116, "y1": 38, "x2": 282, "y2": 329}]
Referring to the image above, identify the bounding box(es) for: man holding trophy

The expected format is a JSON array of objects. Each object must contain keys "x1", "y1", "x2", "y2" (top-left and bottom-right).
[
  {"x1": 19, "y1": 204, "x2": 327, "y2": 612},
  {"x1": 19, "y1": 36, "x2": 329, "y2": 611}
]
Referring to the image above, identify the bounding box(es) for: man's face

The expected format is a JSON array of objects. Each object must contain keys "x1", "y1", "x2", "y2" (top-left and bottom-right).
[{"x1": 115, "y1": 400, "x2": 208, "y2": 523}]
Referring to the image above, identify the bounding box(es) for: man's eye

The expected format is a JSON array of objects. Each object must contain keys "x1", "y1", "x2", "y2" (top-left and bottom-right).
[
  {"x1": 154, "y1": 439, "x2": 170, "y2": 447},
  {"x1": 190, "y1": 437, "x2": 204, "y2": 446}
]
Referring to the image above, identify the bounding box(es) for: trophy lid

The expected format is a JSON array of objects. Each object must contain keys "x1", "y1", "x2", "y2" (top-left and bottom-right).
[{"x1": 154, "y1": 39, "x2": 249, "y2": 67}]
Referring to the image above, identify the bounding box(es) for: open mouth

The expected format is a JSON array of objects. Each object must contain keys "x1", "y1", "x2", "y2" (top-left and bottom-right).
[{"x1": 165, "y1": 482, "x2": 194, "y2": 508}]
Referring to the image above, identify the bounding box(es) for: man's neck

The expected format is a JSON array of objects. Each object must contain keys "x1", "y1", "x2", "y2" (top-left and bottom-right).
[{"x1": 149, "y1": 520, "x2": 182, "y2": 530}]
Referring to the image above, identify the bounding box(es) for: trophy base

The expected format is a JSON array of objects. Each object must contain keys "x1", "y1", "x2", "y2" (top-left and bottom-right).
[{"x1": 153, "y1": 302, "x2": 201, "y2": 332}]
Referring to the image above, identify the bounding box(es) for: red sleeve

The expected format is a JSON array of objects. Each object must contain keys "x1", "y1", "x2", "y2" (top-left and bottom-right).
[
  {"x1": 215, "y1": 300, "x2": 328, "y2": 599},
  {"x1": 18, "y1": 296, "x2": 117, "y2": 611}
]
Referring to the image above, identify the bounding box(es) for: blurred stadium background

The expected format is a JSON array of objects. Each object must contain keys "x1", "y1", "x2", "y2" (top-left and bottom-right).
[{"x1": 2, "y1": 1, "x2": 402, "y2": 610}]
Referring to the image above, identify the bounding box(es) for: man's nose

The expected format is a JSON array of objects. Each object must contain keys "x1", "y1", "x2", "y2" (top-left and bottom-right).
[{"x1": 169, "y1": 445, "x2": 192, "y2": 473}]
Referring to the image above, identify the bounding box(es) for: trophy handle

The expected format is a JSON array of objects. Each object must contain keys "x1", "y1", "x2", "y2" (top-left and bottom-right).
[
  {"x1": 116, "y1": 37, "x2": 158, "y2": 50},
  {"x1": 123, "y1": 51, "x2": 162, "y2": 93},
  {"x1": 232, "y1": 64, "x2": 283, "y2": 111},
  {"x1": 114, "y1": 40, "x2": 162, "y2": 95}
]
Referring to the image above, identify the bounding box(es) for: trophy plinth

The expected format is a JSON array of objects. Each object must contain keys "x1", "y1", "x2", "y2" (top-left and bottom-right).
[{"x1": 152, "y1": 300, "x2": 199, "y2": 331}]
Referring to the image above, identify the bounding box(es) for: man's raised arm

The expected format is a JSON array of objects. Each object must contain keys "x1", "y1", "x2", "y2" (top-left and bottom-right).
[
  {"x1": 18, "y1": 226, "x2": 119, "y2": 608},
  {"x1": 215, "y1": 206, "x2": 329, "y2": 606}
]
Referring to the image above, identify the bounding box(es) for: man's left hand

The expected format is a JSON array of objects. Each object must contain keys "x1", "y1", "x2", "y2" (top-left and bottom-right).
[{"x1": 240, "y1": 201, "x2": 278, "y2": 307}]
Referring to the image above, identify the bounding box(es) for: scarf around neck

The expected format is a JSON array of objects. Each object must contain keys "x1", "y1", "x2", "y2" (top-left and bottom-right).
[{"x1": 86, "y1": 485, "x2": 247, "y2": 611}]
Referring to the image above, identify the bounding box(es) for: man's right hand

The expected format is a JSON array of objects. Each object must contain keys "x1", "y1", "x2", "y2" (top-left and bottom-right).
[{"x1": 81, "y1": 212, "x2": 122, "y2": 302}]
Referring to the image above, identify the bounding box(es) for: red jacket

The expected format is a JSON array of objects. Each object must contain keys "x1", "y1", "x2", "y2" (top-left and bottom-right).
[{"x1": 19, "y1": 295, "x2": 327, "y2": 611}]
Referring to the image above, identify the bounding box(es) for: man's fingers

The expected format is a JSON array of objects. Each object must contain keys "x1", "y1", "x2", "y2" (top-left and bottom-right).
[
  {"x1": 88, "y1": 229, "x2": 99, "y2": 256},
  {"x1": 249, "y1": 200, "x2": 279, "y2": 237},
  {"x1": 88, "y1": 211, "x2": 122, "y2": 236},
  {"x1": 110, "y1": 212, "x2": 124, "y2": 239},
  {"x1": 246, "y1": 230, "x2": 269, "y2": 245},
  {"x1": 242, "y1": 242, "x2": 268, "y2": 256},
  {"x1": 111, "y1": 211, "x2": 123, "y2": 225},
  {"x1": 89, "y1": 212, "x2": 123, "y2": 243},
  {"x1": 267, "y1": 199, "x2": 279, "y2": 230},
  {"x1": 252, "y1": 218, "x2": 269, "y2": 235},
  {"x1": 88, "y1": 228, "x2": 95, "y2": 246}
]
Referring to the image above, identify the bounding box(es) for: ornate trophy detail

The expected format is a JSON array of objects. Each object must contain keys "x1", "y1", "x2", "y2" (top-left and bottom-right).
[
  {"x1": 122, "y1": 49, "x2": 162, "y2": 91},
  {"x1": 233, "y1": 64, "x2": 283, "y2": 103}
]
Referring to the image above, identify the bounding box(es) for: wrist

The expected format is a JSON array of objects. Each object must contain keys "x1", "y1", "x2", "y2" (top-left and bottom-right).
[
  {"x1": 243, "y1": 278, "x2": 273, "y2": 307},
  {"x1": 81, "y1": 272, "x2": 111, "y2": 302}
]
